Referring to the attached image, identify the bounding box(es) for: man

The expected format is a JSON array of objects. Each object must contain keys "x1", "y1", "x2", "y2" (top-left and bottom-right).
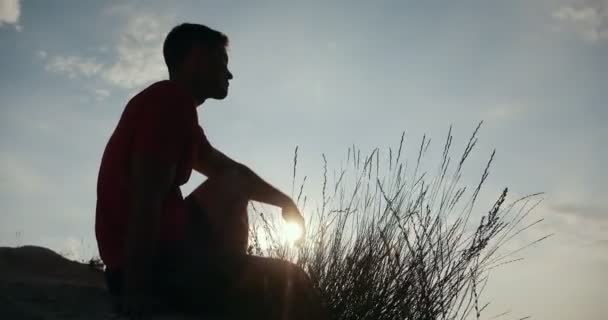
[{"x1": 95, "y1": 23, "x2": 325, "y2": 319}]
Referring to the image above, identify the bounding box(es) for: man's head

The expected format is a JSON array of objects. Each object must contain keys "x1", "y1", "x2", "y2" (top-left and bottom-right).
[{"x1": 163, "y1": 23, "x2": 233, "y2": 103}]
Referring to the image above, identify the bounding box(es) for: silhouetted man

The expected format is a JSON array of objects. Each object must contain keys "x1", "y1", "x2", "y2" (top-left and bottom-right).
[{"x1": 95, "y1": 23, "x2": 325, "y2": 319}]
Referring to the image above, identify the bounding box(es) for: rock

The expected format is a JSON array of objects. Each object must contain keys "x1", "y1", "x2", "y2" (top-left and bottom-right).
[
  {"x1": 0, "y1": 246, "x2": 201, "y2": 320},
  {"x1": 0, "y1": 246, "x2": 105, "y2": 286}
]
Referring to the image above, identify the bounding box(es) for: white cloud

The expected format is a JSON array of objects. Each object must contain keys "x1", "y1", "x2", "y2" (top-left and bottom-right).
[
  {"x1": 93, "y1": 88, "x2": 110, "y2": 100},
  {"x1": 0, "y1": 0, "x2": 20, "y2": 28},
  {"x1": 550, "y1": 202, "x2": 607, "y2": 246},
  {"x1": 44, "y1": 55, "x2": 104, "y2": 79},
  {"x1": 36, "y1": 50, "x2": 47, "y2": 59},
  {"x1": 102, "y1": 13, "x2": 173, "y2": 89},
  {"x1": 552, "y1": 0, "x2": 608, "y2": 42},
  {"x1": 41, "y1": 11, "x2": 173, "y2": 90}
]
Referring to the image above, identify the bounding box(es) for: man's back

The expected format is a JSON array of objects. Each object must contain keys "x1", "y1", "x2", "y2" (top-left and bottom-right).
[{"x1": 95, "y1": 80, "x2": 199, "y2": 270}]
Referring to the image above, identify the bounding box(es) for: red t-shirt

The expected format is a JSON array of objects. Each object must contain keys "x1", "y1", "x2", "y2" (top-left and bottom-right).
[{"x1": 95, "y1": 80, "x2": 211, "y2": 270}]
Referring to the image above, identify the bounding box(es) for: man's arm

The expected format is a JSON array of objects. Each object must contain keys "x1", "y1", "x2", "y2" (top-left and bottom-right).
[
  {"x1": 193, "y1": 144, "x2": 294, "y2": 209},
  {"x1": 193, "y1": 135, "x2": 305, "y2": 239}
]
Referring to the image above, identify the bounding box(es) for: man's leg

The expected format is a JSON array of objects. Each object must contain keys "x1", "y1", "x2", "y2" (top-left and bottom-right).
[
  {"x1": 229, "y1": 255, "x2": 329, "y2": 320},
  {"x1": 177, "y1": 171, "x2": 328, "y2": 319},
  {"x1": 163, "y1": 170, "x2": 250, "y2": 315},
  {"x1": 186, "y1": 170, "x2": 250, "y2": 257},
  {"x1": 103, "y1": 171, "x2": 252, "y2": 317}
]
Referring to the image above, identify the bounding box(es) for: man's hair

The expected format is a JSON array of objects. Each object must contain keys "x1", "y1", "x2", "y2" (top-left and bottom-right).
[{"x1": 163, "y1": 23, "x2": 229, "y2": 75}]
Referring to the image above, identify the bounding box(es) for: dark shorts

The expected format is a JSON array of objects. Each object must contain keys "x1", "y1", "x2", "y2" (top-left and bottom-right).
[{"x1": 104, "y1": 196, "x2": 246, "y2": 315}]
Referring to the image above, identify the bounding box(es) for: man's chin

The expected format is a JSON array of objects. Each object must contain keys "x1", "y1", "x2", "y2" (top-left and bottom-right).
[{"x1": 212, "y1": 90, "x2": 228, "y2": 100}]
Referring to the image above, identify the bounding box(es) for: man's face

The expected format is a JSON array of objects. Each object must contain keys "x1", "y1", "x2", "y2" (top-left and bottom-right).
[{"x1": 188, "y1": 45, "x2": 233, "y2": 101}]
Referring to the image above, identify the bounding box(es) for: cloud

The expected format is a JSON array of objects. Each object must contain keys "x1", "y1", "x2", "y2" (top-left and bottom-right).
[
  {"x1": 36, "y1": 50, "x2": 47, "y2": 59},
  {"x1": 93, "y1": 88, "x2": 110, "y2": 100},
  {"x1": 102, "y1": 13, "x2": 173, "y2": 89},
  {"x1": 44, "y1": 55, "x2": 104, "y2": 79},
  {"x1": 551, "y1": 202, "x2": 607, "y2": 221},
  {"x1": 0, "y1": 152, "x2": 51, "y2": 197},
  {"x1": 0, "y1": 0, "x2": 20, "y2": 29},
  {"x1": 41, "y1": 11, "x2": 173, "y2": 90},
  {"x1": 552, "y1": 0, "x2": 608, "y2": 42},
  {"x1": 590, "y1": 239, "x2": 608, "y2": 250},
  {"x1": 542, "y1": 200, "x2": 608, "y2": 252},
  {"x1": 539, "y1": 174, "x2": 608, "y2": 250}
]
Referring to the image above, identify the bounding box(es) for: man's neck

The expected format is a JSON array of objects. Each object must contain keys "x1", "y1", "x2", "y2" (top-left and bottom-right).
[{"x1": 169, "y1": 76, "x2": 206, "y2": 107}]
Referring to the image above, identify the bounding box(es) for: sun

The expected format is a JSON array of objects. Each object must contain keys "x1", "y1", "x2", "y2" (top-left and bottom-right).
[{"x1": 283, "y1": 221, "x2": 303, "y2": 244}]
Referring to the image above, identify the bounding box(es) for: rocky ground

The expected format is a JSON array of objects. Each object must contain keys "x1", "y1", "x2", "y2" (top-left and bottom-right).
[{"x1": 0, "y1": 246, "x2": 201, "y2": 320}]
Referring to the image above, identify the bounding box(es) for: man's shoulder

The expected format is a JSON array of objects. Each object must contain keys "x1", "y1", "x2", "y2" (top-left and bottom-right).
[
  {"x1": 127, "y1": 80, "x2": 193, "y2": 114},
  {"x1": 134, "y1": 80, "x2": 181, "y2": 101}
]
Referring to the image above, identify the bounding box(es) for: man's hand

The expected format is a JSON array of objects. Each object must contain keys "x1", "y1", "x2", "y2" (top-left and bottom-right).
[{"x1": 281, "y1": 200, "x2": 306, "y2": 244}]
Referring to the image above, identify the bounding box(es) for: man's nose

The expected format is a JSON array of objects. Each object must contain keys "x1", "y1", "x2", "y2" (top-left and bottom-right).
[{"x1": 227, "y1": 70, "x2": 233, "y2": 80}]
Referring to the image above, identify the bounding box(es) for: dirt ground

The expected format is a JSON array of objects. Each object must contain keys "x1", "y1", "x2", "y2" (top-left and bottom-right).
[{"x1": 0, "y1": 246, "x2": 239, "y2": 319}]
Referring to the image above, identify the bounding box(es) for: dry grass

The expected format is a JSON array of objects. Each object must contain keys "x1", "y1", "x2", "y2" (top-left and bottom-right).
[{"x1": 248, "y1": 122, "x2": 548, "y2": 320}]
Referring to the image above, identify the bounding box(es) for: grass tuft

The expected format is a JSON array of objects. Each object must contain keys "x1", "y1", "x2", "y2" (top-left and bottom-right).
[{"x1": 249, "y1": 123, "x2": 547, "y2": 320}]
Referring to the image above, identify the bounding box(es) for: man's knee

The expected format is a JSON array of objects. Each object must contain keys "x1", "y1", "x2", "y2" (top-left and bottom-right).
[
  {"x1": 191, "y1": 169, "x2": 250, "y2": 204},
  {"x1": 287, "y1": 262, "x2": 312, "y2": 284},
  {"x1": 262, "y1": 258, "x2": 311, "y2": 285}
]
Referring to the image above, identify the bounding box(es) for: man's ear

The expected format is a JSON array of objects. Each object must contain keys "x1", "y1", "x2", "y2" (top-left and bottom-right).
[
  {"x1": 188, "y1": 45, "x2": 213, "y2": 68},
  {"x1": 181, "y1": 49, "x2": 196, "y2": 71}
]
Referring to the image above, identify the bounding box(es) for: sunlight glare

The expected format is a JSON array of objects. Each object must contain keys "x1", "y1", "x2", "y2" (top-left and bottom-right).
[{"x1": 284, "y1": 221, "x2": 303, "y2": 244}]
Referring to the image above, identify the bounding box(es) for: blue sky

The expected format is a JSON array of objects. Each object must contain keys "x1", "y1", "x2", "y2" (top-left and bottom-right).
[{"x1": 0, "y1": 0, "x2": 606, "y2": 318}]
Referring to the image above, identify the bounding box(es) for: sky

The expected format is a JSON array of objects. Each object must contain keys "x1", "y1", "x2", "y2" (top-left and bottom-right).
[{"x1": 0, "y1": 0, "x2": 606, "y2": 318}]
